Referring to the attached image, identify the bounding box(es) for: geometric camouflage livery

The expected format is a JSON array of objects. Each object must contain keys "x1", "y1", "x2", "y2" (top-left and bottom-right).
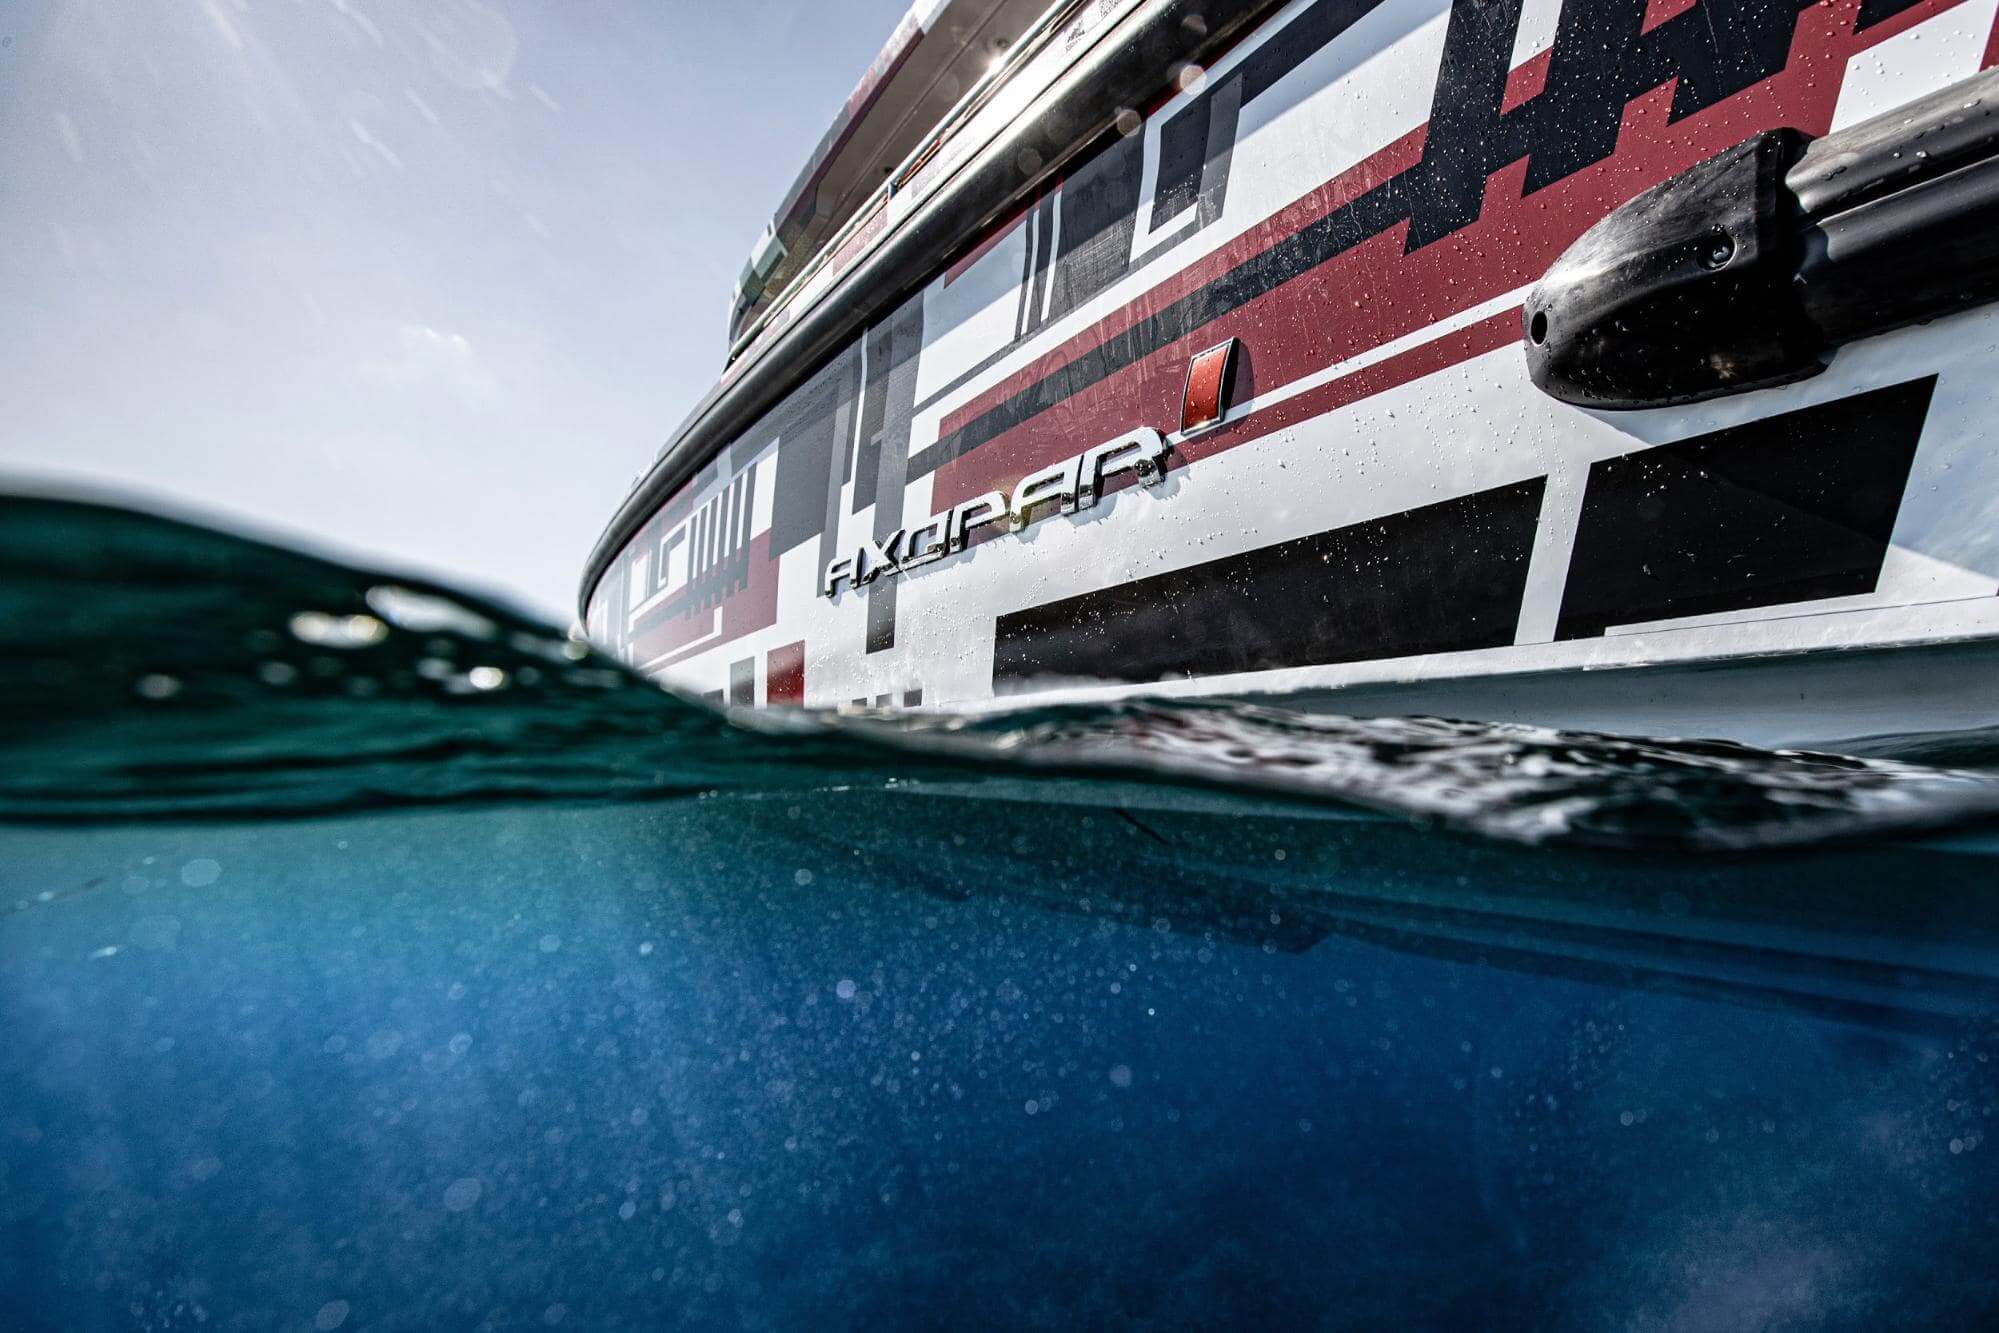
[{"x1": 586, "y1": 0, "x2": 1999, "y2": 740}]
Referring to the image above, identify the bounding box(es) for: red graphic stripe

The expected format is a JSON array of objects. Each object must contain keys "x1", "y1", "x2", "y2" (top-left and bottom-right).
[
  {"x1": 1500, "y1": 48, "x2": 1553, "y2": 114},
  {"x1": 972, "y1": 306, "x2": 1523, "y2": 542},
  {"x1": 1641, "y1": 0, "x2": 1702, "y2": 32},
  {"x1": 1178, "y1": 308, "x2": 1525, "y2": 468},
  {"x1": 934, "y1": 121, "x2": 1429, "y2": 443}
]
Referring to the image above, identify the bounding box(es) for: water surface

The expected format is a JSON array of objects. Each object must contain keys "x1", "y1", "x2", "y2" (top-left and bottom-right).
[{"x1": 4, "y1": 493, "x2": 1999, "y2": 1330}]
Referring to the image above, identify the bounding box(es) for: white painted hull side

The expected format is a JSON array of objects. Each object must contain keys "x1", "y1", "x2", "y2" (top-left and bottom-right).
[{"x1": 587, "y1": 0, "x2": 1999, "y2": 749}]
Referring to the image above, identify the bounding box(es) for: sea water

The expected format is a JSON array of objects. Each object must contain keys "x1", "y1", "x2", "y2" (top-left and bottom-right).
[{"x1": 5, "y1": 493, "x2": 1999, "y2": 1330}]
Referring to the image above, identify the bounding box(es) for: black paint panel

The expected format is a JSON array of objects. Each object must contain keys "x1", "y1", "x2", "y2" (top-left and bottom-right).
[
  {"x1": 1046, "y1": 130, "x2": 1145, "y2": 324},
  {"x1": 865, "y1": 298, "x2": 927, "y2": 654},
  {"x1": 850, "y1": 321, "x2": 895, "y2": 515},
  {"x1": 768, "y1": 347, "x2": 861, "y2": 556},
  {"x1": 1554, "y1": 376, "x2": 1934, "y2": 640},
  {"x1": 993, "y1": 479, "x2": 1545, "y2": 686},
  {"x1": 1151, "y1": 0, "x2": 1387, "y2": 230},
  {"x1": 1855, "y1": 0, "x2": 1928, "y2": 30}
]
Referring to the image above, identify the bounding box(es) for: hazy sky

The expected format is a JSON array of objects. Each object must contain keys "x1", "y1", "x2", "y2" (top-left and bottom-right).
[{"x1": 1, "y1": 0, "x2": 912, "y2": 621}]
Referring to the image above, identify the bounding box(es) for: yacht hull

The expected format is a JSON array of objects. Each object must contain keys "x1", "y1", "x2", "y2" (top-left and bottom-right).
[{"x1": 584, "y1": 0, "x2": 1999, "y2": 748}]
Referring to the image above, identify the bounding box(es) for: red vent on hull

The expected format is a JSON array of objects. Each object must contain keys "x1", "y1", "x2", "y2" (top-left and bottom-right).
[{"x1": 1181, "y1": 338, "x2": 1239, "y2": 434}]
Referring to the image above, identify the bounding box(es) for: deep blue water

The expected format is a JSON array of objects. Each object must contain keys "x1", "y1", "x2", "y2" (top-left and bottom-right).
[{"x1": 5, "y1": 493, "x2": 1999, "y2": 1329}]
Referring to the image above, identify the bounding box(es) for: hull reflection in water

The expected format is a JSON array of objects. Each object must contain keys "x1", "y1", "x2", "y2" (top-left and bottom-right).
[{"x1": 4, "y1": 798, "x2": 1999, "y2": 1328}]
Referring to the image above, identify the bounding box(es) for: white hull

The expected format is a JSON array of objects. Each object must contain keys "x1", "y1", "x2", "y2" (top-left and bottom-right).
[{"x1": 585, "y1": 0, "x2": 1999, "y2": 747}]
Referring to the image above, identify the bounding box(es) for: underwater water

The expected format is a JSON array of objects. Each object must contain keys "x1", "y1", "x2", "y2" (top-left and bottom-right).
[{"x1": 5, "y1": 492, "x2": 1999, "y2": 1330}]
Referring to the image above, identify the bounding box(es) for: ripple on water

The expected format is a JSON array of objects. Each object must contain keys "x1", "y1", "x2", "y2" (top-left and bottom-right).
[{"x1": 4, "y1": 490, "x2": 1999, "y2": 850}]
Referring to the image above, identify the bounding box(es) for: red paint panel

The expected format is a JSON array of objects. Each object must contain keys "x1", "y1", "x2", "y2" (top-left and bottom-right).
[
  {"x1": 766, "y1": 640, "x2": 806, "y2": 707},
  {"x1": 1641, "y1": 0, "x2": 1700, "y2": 34},
  {"x1": 626, "y1": 531, "x2": 782, "y2": 670},
  {"x1": 1059, "y1": 308, "x2": 1526, "y2": 519},
  {"x1": 1176, "y1": 309, "x2": 1526, "y2": 469},
  {"x1": 1500, "y1": 48, "x2": 1552, "y2": 114},
  {"x1": 1181, "y1": 338, "x2": 1238, "y2": 433}
]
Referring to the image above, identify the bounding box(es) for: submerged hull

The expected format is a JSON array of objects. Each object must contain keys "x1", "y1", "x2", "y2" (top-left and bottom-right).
[{"x1": 584, "y1": 0, "x2": 1999, "y2": 749}]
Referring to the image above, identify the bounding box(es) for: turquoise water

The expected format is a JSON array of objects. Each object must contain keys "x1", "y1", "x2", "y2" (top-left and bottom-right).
[{"x1": 6, "y1": 493, "x2": 1999, "y2": 1329}]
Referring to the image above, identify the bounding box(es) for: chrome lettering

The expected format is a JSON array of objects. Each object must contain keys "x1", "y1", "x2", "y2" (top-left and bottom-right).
[
  {"x1": 1078, "y1": 428, "x2": 1168, "y2": 507},
  {"x1": 947, "y1": 492, "x2": 1009, "y2": 552},
  {"x1": 1011, "y1": 455, "x2": 1083, "y2": 525},
  {"x1": 821, "y1": 428, "x2": 1172, "y2": 598}
]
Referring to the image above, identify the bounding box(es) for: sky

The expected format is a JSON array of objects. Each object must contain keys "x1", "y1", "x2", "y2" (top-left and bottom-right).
[{"x1": 0, "y1": 0, "x2": 914, "y2": 622}]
